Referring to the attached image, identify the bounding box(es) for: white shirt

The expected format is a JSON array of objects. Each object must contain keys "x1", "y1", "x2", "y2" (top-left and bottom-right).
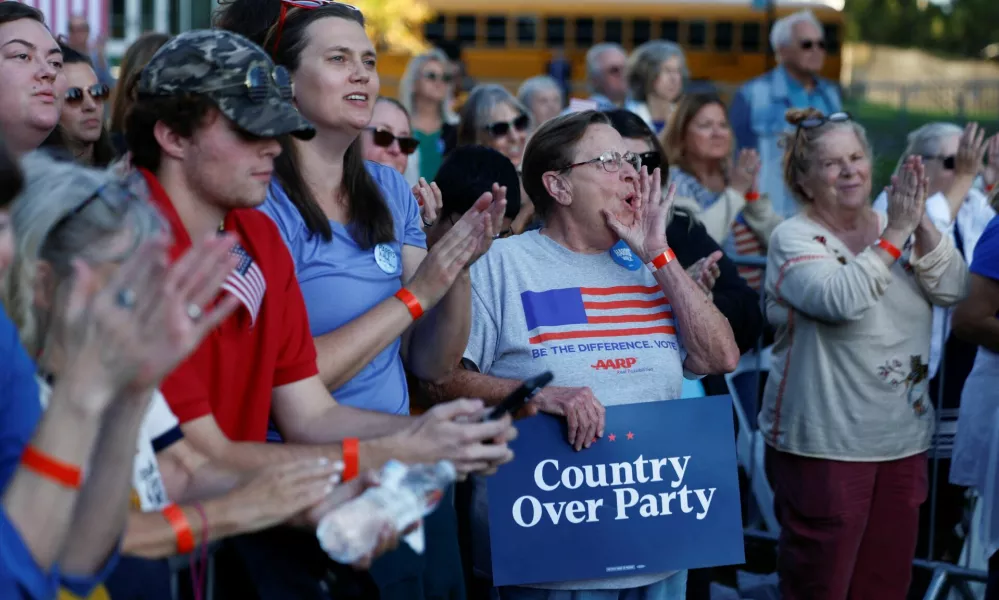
[{"x1": 37, "y1": 379, "x2": 180, "y2": 511}]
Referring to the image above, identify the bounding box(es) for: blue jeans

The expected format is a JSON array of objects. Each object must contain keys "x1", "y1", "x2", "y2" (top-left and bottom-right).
[{"x1": 496, "y1": 571, "x2": 687, "y2": 600}]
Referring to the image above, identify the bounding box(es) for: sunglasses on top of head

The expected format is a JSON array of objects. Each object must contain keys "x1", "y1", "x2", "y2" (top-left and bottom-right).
[
  {"x1": 484, "y1": 114, "x2": 530, "y2": 138},
  {"x1": 800, "y1": 39, "x2": 826, "y2": 51},
  {"x1": 65, "y1": 83, "x2": 110, "y2": 105},
  {"x1": 271, "y1": 0, "x2": 360, "y2": 54},
  {"x1": 366, "y1": 128, "x2": 419, "y2": 155}
]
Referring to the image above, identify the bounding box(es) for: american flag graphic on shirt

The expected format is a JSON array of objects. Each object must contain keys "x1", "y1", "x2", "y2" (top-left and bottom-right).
[
  {"x1": 520, "y1": 285, "x2": 675, "y2": 345},
  {"x1": 224, "y1": 243, "x2": 266, "y2": 325}
]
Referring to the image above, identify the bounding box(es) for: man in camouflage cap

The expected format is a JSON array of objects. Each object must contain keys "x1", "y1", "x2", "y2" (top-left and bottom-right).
[{"x1": 137, "y1": 28, "x2": 314, "y2": 140}]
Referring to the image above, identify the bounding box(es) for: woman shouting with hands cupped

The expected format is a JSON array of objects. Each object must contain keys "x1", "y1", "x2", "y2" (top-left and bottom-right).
[
  {"x1": 430, "y1": 110, "x2": 741, "y2": 598},
  {"x1": 760, "y1": 109, "x2": 968, "y2": 600}
]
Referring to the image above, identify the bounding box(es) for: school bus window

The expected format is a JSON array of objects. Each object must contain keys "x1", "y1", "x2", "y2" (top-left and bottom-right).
[
  {"x1": 715, "y1": 21, "x2": 733, "y2": 51},
  {"x1": 605, "y1": 19, "x2": 623, "y2": 44},
  {"x1": 823, "y1": 23, "x2": 840, "y2": 54},
  {"x1": 456, "y1": 15, "x2": 476, "y2": 45},
  {"x1": 516, "y1": 16, "x2": 536, "y2": 46},
  {"x1": 740, "y1": 22, "x2": 761, "y2": 52},
  {"x1": 633, "y1": 19, "x2": 651, "y2": 46},
  {"x1": 574, "y1": 18, "x2": 594, "y2": 47},
  {"x1": 688, "y1": 21, "x2": 706, "y2": 49},
  {"x1": 660, "y1": 20, "x2": 679, "y2": 43},
  {"x1": 546, "y1": 17, "x2": 566, "y2": 47},
  {"x1": 424, "y1": 14, "x2": 446, "y2": 45},
  {"x1": 486, "y1": 16, "x2": 507, "y2": 47}
]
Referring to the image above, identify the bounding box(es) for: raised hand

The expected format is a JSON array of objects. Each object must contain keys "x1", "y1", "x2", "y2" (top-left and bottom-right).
[
  {"x1": 407, "y1": 207, "x2": 485, "y2": 309},
  {"x1": 686, "y1": 250, "x2": 723, "y2": 298},
  {"x1": 602, "y1": 167, "x2": 672, "y2": 263},
  {"x1": 729, "y1": 149, "x2": 761, "y2": 195},
  {"x1": 412, "y1": 177, "x2": 443, "y2": 228},
  {"x1": 57, "y1": 233, "x2": 240, "y2": 402},
  {"x1": 466, "y1": 183, "x2": 508, "y2": 264},
  {"x1": 885, "y1": 155, "x2": 929, "y2": 240},
  {"x1": 954, "y1": 122, "x2": 988, "y2": 178}
]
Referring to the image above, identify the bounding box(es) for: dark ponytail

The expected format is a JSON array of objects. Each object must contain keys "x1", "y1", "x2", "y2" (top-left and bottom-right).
[{"x1": 215, "y1": 0, "x2": 394, "y2": 248}]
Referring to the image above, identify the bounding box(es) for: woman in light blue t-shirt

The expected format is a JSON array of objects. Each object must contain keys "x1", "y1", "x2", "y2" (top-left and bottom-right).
[{"x1": 217, "y1": 2, "x2": 508, "y2": 599}]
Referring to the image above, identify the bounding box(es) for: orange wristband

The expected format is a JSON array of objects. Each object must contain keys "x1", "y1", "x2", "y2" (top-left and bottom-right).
[
  {"x1": 987, "y1": 183, "x2": 996, "y2": 193},
  {"x1": 342, "y1": 438, "x2": 359, "y2": 482},
  {"x1": 394, "y1": 288, "x2": 424, "y2": 320},
  {"x1": 21, "y1": 445, "x2": 82, "y2": 488},
  {"x1": 745, "y1": 191, "x2": 760, "y2": 202},
  {"x1": 876, "y1": 238, "x2": 902, "y2": 260},
  {"x1": 646, "y1": 248, "x2": 677, "y2": 271},
  {"x1": 163, "y1": 504, "x2": 195, "y2": 554}
]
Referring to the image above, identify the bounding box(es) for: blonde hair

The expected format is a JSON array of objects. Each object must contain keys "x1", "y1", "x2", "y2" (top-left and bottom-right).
[
  {"x1": 781, "y1": 108, "x2": 872, "y2": 205},
  {"x1": 2, "y1": 153, "x2": 165, "y2": 356},
  {"x1": 398, "y1": 49, "x2": 459, "y2": 126}
]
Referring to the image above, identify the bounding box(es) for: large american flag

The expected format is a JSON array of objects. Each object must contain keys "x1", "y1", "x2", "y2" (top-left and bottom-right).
[
  {"x1": 224, "y1": 243, "x2": 267, "y2": 326},
  {"x1": 19, "y1": 0, "x2": 110, "y2": 42}
]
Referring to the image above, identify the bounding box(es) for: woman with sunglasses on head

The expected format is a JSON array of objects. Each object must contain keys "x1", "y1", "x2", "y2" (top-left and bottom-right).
[
  {"x1": 362, "y1": 97, "x2": 443, "y2": 229},
  {"x1": 456, "y1": 84, "x2": 537, "y2": 235},
  {"x1": 216, "y1": 2, "x2": 506, "y2": 598},
  {"x1": 41, "y1": 42, "x2": 114, "y2": 167},
  {"x1": 663, "y1": 92, "x2": 783, "y2": 290},
  {"x1": 761, "y1": 108, "x2": 969, "y2": 600},
  {"x1": 399, "y1": 49, "x2": 459, "y2": 184}
]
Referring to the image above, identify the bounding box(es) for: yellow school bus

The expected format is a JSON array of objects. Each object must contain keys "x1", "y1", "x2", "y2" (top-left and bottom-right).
[{"x1": 377, "y1": 0, "x2": 845, "y2": 98}]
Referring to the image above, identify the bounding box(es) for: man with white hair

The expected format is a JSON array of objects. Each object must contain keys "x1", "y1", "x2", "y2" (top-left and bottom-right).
[
  {"x1": 583, "y1": 42, "x2": 629, "y2": 109},
  {"x1": 729, "y1": 9, "x2": 842, "y2": 217}
]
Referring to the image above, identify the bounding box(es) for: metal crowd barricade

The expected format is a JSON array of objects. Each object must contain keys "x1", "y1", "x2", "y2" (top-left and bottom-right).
[{"x1": 725, "y1": 253, "x2": 990, "y2": 600}]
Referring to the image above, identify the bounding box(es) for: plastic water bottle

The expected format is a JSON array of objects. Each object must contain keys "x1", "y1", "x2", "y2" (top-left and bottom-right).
[{"x1": 316, "y1": 460, "x2": 457, "y2": 564}]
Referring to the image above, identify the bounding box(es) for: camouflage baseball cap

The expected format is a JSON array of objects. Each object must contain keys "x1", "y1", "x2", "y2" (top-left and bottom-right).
[{"x1": 138, "y1": 29, "x2": 315, "y2": 140}]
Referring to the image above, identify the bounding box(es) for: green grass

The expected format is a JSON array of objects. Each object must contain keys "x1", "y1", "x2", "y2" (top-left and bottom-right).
[{"x1": 843, "y1": 99, "x2": 999, "y2": 188}]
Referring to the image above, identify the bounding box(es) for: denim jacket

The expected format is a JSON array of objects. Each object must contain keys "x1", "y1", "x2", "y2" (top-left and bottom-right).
[{"x1": 729, "y1": 66, "x2": 842, "y2": 218}]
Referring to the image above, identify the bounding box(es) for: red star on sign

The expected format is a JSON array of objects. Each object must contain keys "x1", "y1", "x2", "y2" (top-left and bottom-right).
[
  {"x1": 627, "y1": 432, "x2": 635, "y2": 440},
  {"x1": 608, "y1": 433, "x2": 616, "y2": 441}
]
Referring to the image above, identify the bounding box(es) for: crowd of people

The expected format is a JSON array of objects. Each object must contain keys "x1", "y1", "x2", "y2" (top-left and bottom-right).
[{"x1": 0, "y1": 0, "x2": 997, "y2": 599}]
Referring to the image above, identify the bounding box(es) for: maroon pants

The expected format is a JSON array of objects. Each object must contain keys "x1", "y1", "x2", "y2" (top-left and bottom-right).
[{"x1": 765, "y1": 448, "x2": 928, "y2": 600}]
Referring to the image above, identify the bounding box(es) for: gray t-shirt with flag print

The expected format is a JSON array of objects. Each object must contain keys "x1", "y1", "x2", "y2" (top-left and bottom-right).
[{"x1": 463, "y1": 230, "x2": 689, "y2": 591}]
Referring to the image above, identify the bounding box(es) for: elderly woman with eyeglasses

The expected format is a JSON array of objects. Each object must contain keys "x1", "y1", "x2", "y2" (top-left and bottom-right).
[
  {"x1": 433, "y1": 110, "x2": 740, "y2": 599},
  {"x1": 760, "y1": 108, "x2": 969, "y2": 600}
]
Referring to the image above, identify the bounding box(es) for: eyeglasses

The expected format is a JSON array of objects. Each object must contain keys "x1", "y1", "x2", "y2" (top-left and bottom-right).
[
  {"x1": 201, "y1": 61, "x2": 294, "y2": 103},
  {"x1": 423, "y1": 71, "x2": 453, "y2": 84},
  {"x1": 65, "y1": 83, "x2": 110, "y2": 105},
  {"x1": 271, "y1": 0, "x2": 360, "y2": 56},
  {"x1": 922, "y1": 155, "x2": 956, "y2": 170},
  {"x1": 484, "y1": 114, "x2": 530, "y2": 138},
  {"x1": 605, "y1": 65, "x2": 624, "y2": 77},
  {"x1": 800, "y1": 39, "x2": 826, "y2": 51},
  {"x1": 637, "y1": 150, "x2": 662, "y2": 172},
  {"x1": 560, "y1": 150, "x2": 641, "y2": 174},
  {"x1": 366, "y1": 128, "x2": 419, "y2": 154}
]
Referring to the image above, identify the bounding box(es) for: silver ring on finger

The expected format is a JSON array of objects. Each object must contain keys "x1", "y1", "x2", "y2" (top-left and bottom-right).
[
  {"x1": 115, "y1": 288, "x2": 137, "y2": 309},
  {"x1": 422, "y1": 216, "x2": 435, "y2": 227},
  {"x1": 186, "y1": 303, "x2": 203, "y2": 322}
]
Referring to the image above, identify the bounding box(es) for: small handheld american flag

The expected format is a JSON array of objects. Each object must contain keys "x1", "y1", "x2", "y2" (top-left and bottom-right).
[{"x1": 223, "y1": 243, "x2": 266, "y2": 326}]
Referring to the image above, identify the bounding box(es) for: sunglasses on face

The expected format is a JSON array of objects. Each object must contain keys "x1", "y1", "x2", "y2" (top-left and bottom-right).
[
  {"x1": 638, "y1": 150, "x2": 662, "y2": 172},
  {"x1": 605, "y1": 65, "x2": 624, "y2": 77},
  {"x1": 271, "y1": 0, "x2": 360, "y2": 55},
  {"x1": 65, "y1": 83, "x2": 110, "y2": 105},
  {"x1": 423, "y1": 71, "x2": 453, "y2": 84},
  {"x1": 366, "y1": 128, "x2": 419, "y2": 154},
  {"x1": 800, "y1": 39, "x2": 826, "y2": 51},
  {"x1": 484, "y1": 114, "x2": 530, "y2": 138},
  {"x1": 923, "y1": 155, "x2": 956, "y2": 170}
]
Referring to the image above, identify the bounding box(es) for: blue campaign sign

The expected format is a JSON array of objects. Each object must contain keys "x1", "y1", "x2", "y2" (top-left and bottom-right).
[{"x1": 487, "y1": 395, "x2": 745, "y2": 587}]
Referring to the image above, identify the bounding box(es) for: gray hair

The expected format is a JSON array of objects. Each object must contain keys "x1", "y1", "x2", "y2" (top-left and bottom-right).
[
  {"x1": 517, "y1": 75, "x2": 563, "y2": 110},
  {"x1": 398, "y1": 48, "x2": 459, "y2": 125},
  {"x1": 893, "y1": 122, "x2": 963, "y2": 178},
  {"x1": 770, "y1": 10, "x2": 824, "y2": 51},
  {"x1": 2, "y1": 152, "x2": 166, "y2": 356},
  {"x1": 585, "y1": 42, "x2": 625, "y2": 89},
  {"x1": 626, "y1": 40, "x2": 688, "y2": 103},
  {"x1": 456, "y1": 84, "x2": 532, "y2": 147},
  {"x1": 781, "y1": 109, "x2": 873, "y2": 206}
]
